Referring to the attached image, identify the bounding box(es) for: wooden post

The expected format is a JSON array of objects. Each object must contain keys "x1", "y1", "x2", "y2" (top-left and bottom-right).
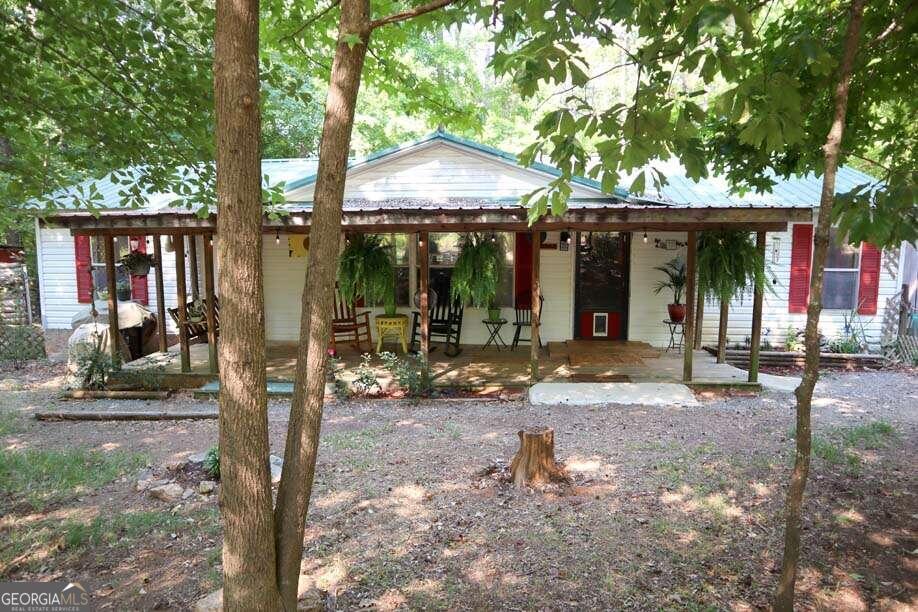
[
  {"x1": 174, "y1": 235, "x2": 191, "y2": 373},
  {"x1": 683, "y1": 231, "x2": 697, "y2": 382},
  {"x1": 152, "y1": 235, "x2": 168, "y2": 353},
  {"x1": 748, "y1": 231, "x2": 767, "y2": 383},
  {"x1": 188, "y1": 235, "x2": 200, "y2": 301},
  {"x1": 530, "y1": 231, "x2": 541, "y2": 384},
  {"x1": 103, "y1": 235, "x2": 121, "y2": 368},
  {"x1": 418, "y1": 231, "x2": 430, "y2": 365},
  {"x1": 717, "y1": 299, "x2": 729, "y2": 363},
  {"x1": 204, "y1": 234, "x2": 218, "y2": 374},
  {"x1": 693, "y1": 289, "x2": 704, "y2": 350}
]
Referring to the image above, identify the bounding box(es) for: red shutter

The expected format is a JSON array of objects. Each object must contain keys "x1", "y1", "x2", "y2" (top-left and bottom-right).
[
  {"x1": 857, "y1": 242, "x2": 881, "y2": 315},
  {"x1": 788, "y1": 223, "x2": 813, "y2": 314},
  {"x1": 514, "y1": 232, "x2": 533, "y2": 307},
  {"x1": 74, "y1": 235, "x2": 93, "y2": 303},
  {"x1": 130, "y1": 235, "x2": 149, "y2": 304}
]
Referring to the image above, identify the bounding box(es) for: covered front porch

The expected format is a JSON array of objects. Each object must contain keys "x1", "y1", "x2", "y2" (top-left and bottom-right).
[{"x1": 122, "y1": 339, "x2": 757, "y2": 391}]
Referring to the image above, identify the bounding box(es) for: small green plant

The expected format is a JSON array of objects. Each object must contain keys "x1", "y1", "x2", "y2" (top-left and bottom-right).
[
  {"x1": 352, "y1": 353, "x2": 381, "y2": 396},
  {"x1": 70, "y1": 334, "x2": 114, "y2": 389},
  {"x1": 841, "y1": 420, "x2": 895, "y2": 449},
  {"x1": 784, "y1": 326, "x2": 805, "y2": 352},
  {"x1": 379, "y1": 351, "x2": 432, "y2": 398},
  {"x1": 826, "y1": 334, "x2": 863, "y2": 354},
  {"x1": 203, "y1": 445, "x2": 220, "y2": 480}
]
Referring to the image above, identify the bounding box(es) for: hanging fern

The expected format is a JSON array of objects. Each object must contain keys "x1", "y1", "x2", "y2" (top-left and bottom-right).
[
  {"x1": 696, "y1": 230, "x2": 767, "y2": 304},
  {"x1": 450, "y1": 233, "x2": 505, "y2": 308},
  {"x1": 337, "y1": 234, "x2": 395, "y2": 309}
]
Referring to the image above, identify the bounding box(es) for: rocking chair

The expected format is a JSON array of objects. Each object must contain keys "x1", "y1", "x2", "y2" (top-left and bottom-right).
[
  {"x1": 410, "y1": 293, "x2": 464, "y2": 357},
  {"x1": 331, "y1": 288, "x2": 372, "y2": 353}
]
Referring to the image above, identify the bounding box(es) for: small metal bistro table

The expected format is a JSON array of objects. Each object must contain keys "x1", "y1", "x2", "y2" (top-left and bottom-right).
[
  {"x1": 482, "y1": 318, "x2": 509, "y2": 351},
  {"x1": 375, "y1": 314, "x2": 409, "y2": 353},
  {"x1": 663, "y1": 319, "x2": 685, "y2": 351}
]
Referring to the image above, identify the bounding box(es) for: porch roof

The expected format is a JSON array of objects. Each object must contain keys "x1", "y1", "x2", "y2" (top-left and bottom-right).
[{"x1": 45, "y1": 196, "x2": 812, "y2": 235}]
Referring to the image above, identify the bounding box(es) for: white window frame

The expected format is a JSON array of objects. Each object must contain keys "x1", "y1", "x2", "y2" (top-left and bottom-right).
[
  {"x1": 820, "y1": 228, "x2": 861, "y2": 311},
  {"x1": 593, "y1": 312, "x2": 608, "y2": 336}
]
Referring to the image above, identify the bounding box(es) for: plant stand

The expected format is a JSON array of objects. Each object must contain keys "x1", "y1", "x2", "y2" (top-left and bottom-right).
[
  {"x1": 375, "y1": 314, "x2": 409, "y2": 353},
  {"x1": 481, "y1": 318, "x2": 508, "y2": 351}
]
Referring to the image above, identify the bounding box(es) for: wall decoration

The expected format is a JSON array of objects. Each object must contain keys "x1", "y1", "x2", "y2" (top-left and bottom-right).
[
  {"x1": 653, "y1": 238, "x2": 687, "y2": 250},
  {"x1": 288, "y1": 236, "x2": 309, "y2": 257}
]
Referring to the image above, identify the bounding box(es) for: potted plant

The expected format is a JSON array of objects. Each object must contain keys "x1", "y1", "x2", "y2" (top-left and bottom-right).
[
  {"x1": 120, "y1": 251, "x2": 155, "y2": 276},
  {"x1": 451, "y1": 234, "x2": 504, "y2": 320},
  {"x1": 116, "y1": 279, "x2": 132, "y2": 301},
  {"x1": 653, "y1": 256, "x2": 686, "y2": 322},
  {"x1": 337, "y1": 234, "x2": 396, "y2": 313}
]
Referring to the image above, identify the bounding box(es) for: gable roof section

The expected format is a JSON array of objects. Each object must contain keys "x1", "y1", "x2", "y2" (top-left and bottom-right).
[{"x1": 283, "y1": 129, "x2": 610, "y2": 196}]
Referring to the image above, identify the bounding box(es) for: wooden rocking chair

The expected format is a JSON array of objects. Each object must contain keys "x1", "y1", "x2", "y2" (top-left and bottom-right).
[
  {"x1": 331, "y1": 288, "x2": 372, "y2": 353},
  {"x1": 410, "y1": 295, "x2": 464, "y2": 357}
]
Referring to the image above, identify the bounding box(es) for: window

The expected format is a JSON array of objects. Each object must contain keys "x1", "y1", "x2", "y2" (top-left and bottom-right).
[
  {"x1": 379, "y1": 234, "x2": 410, "y2": 306},
  {"x1": 822, "y1": 228, "x2": 860, "y2": 310},
  {"x1": 425, "y1": 233, "x2": 514, "y2": 307},
  {"x1": 90, "y1": 236, "x2": 131, "y2": 298}
]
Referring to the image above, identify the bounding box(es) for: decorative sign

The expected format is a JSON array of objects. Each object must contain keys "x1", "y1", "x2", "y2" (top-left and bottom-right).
[
  {"x1": 288, "y1": 236, "x2": 309, "y2": 257},
  {"x1": 653, "y1": 238, "x2": 686, "y2": 251}
]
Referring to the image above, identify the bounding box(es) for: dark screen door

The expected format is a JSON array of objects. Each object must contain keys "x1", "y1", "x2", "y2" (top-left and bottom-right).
[{"x1": 574, "y1": 232, "x2": 630, "y2": 339}]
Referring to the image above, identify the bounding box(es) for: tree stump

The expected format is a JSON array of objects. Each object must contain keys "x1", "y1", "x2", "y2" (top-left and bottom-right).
[{"x1": 510, "y1": 427, "x2": 566, "y2": 487}]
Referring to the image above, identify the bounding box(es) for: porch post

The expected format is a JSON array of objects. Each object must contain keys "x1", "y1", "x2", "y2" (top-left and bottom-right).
[
  {"x1": 103, "y1": 234, "x2": 121, "y2": 368},
  {"x1": 204, "y1": 234, "x2": 218, "y2": 374},
  {"x1": 418, "y1": 231, "x2": 430, "y2": 365},
  {"x1": 174, "y1": 234, "x2": 191, "y2": 373},
  {"x1": 530, "y1": 231, "x2": 541, "y2": 384},
  {"x1": 682, "y1": 231, "x2": 697, "y2": 382},
  {"x1": 152, "y1": 235, "x2": 168, "y2": 353},
  {"x1": 748, "y1": 231, "x2": 767, "y2": 382},
  {"x1": 188, "y1": 235, "x2": 200, "y2": 301},
  {"x1": 693, "y1": 290, "x2": 704, "y2": 350}
]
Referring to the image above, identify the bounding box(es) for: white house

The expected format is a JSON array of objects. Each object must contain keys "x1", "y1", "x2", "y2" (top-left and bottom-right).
[{"x1": 35, "y1": 131, "x2": 910, "y2": 370}]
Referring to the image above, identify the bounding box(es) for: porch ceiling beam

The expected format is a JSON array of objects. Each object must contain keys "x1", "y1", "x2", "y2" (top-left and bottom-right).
[{"x1": 48, "y1": 206, "x2": 808, "y2": 234}]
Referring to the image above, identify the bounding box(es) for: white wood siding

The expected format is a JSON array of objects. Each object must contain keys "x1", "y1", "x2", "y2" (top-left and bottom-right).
[
  {"x1": 37, "y1": 227, "x2": 190, "y2": 333},
  {"x1": 286, "y1": 141, "x2": 602, "y2": 201}
]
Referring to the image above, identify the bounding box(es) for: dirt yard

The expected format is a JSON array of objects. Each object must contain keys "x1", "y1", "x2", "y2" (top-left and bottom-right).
[{"x1": 1, "y1": 361, "x2": 915, "y2": 611}]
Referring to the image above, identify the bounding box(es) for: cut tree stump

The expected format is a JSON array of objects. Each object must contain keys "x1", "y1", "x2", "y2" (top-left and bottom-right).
[{"x1": 510, "y1": 427, "x2": 567, "y2": 487}]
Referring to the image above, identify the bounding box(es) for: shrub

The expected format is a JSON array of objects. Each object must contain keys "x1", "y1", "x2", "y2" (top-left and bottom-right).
[
  {"x1": 203, "y1": 445, "x2": 220, "y2": 480},
  {"x1": 379, "y1": 351, "x2": 432, "y2": 398},
  {"x1": 352, "y1": 353, "x2": 381, "y2": 396},
  {"x1": 826, "y1": 335, "x2": 863, "y2": 354},
  {"x1": 70, "y1": 336, "x2": 114, "y2": 390}
]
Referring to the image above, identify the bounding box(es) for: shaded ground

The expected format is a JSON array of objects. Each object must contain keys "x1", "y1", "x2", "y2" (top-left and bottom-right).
[{"x1": 1, "y1": 361, "x2": 916, "y2": 610}]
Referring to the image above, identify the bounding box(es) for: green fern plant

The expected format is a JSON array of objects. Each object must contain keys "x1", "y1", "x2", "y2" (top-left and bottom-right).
[
  {"x1": 337, "y1": 234, "x2": 396, "y2": 313},
  {"x1": 450, "y1": 234, "x2": 504, "y2": 309},
  {"x1": 696, "y1": 230, "x2": 768, "y2": 303}
]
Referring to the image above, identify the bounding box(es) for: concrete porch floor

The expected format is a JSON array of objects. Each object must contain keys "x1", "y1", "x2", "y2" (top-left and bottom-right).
[{"x1": 123, "y1": 339, "x2": 757, "y2": 389}]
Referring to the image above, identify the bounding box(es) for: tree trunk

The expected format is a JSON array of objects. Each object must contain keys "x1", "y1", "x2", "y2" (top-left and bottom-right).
[
  {"x1": 774, "y1": 0, "x2": 865, "y2": 608},
  {"x1": 693, "y1": 290, "x2": 704, "y2": 350},
  {"x1": 717, "y1": 298, "x2": 729, "y2": 363},
  {"x1": 273, "y1": 1, "x2": 371, "y2": 608},
  {"x1": 510, "y1": 427, "x2": 566, "y2": 486},
  {"x1": 214, "y1": 0, "x2": 281, "y2": 608}
]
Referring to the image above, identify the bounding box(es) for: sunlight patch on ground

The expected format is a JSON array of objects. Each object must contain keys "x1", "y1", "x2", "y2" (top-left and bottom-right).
[
  {"x1": 867, "y1": 531, "x2": 896, "y2": 547},
  {"x1": 313, "y1": 489, "x2": 359, "y2": 512},
  {"x1": 563, "y1": 455, "x2": 604, "y2": 473},
  {"x1": 464, "y1": 554, "x2": 524, "y2": 589},
  {"x1": 834, "y1": 508, "x2": 866, "y2": 525},
  {"x1": 299, "y1": 554, "x2": 349, "y2": 592},
  {"x1": 749, "y1": 481, "x2": 772, "y2": 496}
]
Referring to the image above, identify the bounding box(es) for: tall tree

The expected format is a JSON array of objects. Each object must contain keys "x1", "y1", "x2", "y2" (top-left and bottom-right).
[
  {"x1": 268, "y1": 1, "x2": 463, "y2": 608},
  {"x1": 773, "y1": 1, "x2": 865, "y2": 607},
  {"x1": 214, "y1": 0, "x2": 281, "y2": 608}
]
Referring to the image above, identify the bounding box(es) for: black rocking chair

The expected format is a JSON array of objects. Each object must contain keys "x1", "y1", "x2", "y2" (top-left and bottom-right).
[
  {"x1": 511, "y1": 294, "x2": 544, "y2": 350},
  {"x1": 411, "y1": 295, "x2": 464, "y2": 357}
]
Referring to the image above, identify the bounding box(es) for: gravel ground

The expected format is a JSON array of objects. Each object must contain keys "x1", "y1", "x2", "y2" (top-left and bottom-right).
[{"x1": 1, "y1": 362, "x2": 915, "y2": 610}]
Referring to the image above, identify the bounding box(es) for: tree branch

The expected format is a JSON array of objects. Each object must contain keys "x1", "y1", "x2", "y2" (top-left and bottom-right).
[
  {"x1": 369, "y1": 0, "x2": 459, "y2": 30},
  {"x1": 280, "y1": 0, "x2": 341, "y2": 43}
]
